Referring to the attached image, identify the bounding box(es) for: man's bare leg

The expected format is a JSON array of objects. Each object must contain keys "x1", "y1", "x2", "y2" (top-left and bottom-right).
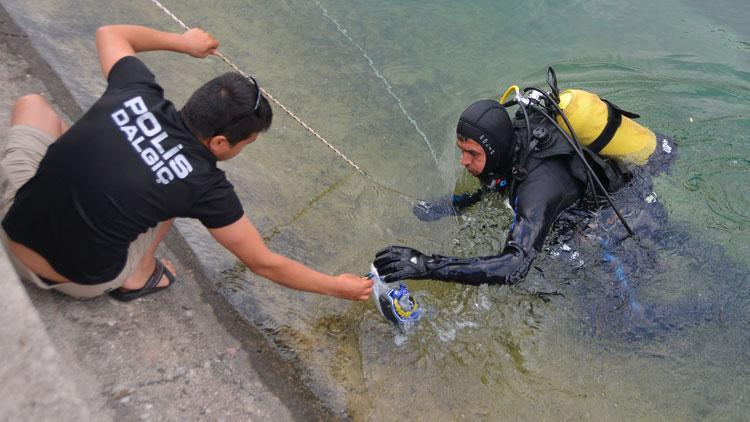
[
  {"x1": 5, "y1": 94, "x2": 73, "y2": 282},
  {"x1": 119, "y1": 219, "x2": 177, "y2": 291},
  {"x1": 11, "y1": 94, "x2": 68, "y2": 136}
]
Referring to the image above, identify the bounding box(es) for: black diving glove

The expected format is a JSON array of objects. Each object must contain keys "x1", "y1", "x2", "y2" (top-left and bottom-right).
[
  {"x1": 412, "y1": 196, "x2": 458, "y2": 222},
  {"x1": 374, "y1": 246, "x2": 433, "y2": 282}
]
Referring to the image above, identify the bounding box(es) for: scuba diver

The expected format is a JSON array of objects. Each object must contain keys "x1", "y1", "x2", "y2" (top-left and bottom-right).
[{"x1": 373, "y1": 68, "x2": 677, "y2": 287}]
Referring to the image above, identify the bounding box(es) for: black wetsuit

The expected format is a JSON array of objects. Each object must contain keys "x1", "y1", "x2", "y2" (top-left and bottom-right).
[
  {"x1": 435, "y1": 158, "x2": 584, "y2": 284},
  {"x1": 376, "y1": 113, "x2": 676, "y2": 286}
]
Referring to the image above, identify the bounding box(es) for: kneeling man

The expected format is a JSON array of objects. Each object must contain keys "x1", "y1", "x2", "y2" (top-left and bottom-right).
[{"x1": 1, "y1": 24, "x2": 371, "y2": 301}]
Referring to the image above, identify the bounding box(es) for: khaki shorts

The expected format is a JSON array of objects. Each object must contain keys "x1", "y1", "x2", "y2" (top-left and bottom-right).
[{"x1": 0, "y1": 125, "x2": 160, "y2": 299}]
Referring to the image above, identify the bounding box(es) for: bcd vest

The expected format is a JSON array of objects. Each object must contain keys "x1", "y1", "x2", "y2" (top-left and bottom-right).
[{"x1": 511, "y1": 110, "x2": 632, "y2": 196}]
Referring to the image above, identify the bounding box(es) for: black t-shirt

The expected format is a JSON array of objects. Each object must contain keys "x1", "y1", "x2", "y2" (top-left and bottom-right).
[{"x1": 2, "y1": 57, "x2": 244, "y2": 284}]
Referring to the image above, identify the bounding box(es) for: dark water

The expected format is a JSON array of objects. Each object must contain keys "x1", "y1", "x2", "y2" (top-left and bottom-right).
[{"x1": 5, "y1": 0, "x2": 749, "y2": 419}]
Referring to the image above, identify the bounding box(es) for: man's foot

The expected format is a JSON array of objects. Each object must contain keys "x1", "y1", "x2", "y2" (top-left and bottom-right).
[{"x1": 109, "y1": 259, "x2": 176, "y2": 302}]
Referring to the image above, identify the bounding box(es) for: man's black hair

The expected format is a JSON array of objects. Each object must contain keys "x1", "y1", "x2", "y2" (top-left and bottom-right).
[{"x1": 181, "y1": 72, "x2": 272, "y2": 145}]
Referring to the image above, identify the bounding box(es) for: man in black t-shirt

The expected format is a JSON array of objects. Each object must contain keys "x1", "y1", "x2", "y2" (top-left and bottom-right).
[{"x1": 1, "y1": 24, "x2": 372, "y2": 302}]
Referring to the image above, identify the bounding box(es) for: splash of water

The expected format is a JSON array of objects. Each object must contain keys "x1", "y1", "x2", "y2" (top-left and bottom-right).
[{"x1": 313, "y1": 0, "x2": 439, "y2": 167}]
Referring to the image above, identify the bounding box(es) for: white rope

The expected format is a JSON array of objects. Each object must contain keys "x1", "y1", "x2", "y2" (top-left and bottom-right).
[
  {"x1": 147, "y1": 0, "x2": 366, "y2": 175},
  {"x1": 313, "y1": 0, "x2": 438, "y2": 168}
]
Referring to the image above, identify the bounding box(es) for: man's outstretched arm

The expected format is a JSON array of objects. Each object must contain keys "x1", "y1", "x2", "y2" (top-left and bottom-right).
[
  {"x1": 377, "y1": 158, "x2": 584, "y2": 285},
  {"x1": 209, "y1": 216, "x2": 373, "y2": 301},
  {"x1": 95, "y1": 24, "x2": 218, "y2": 79}
]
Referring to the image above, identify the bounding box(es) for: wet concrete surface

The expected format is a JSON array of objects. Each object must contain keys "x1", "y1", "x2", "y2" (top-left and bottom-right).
[{"x1": 0, "y1": 4, "x2": 343, "y2": 421}]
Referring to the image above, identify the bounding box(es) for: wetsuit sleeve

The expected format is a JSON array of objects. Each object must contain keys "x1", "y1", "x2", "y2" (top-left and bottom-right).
[
  {"x1": 452, "y1": 189, "x2": 483, "y2": 210},
  {"x1": 426, "y1": 158, "x2": 584, "y2": 285},
  {"x1": 412, "y1": 189, "x2": 485, "y2": 221}
]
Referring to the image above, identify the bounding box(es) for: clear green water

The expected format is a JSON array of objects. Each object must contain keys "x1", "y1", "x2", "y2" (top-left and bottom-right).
[
  {"x1": 200, "y1": 1, "x2": 750, "y2": 419},
  {"x1": 6, "y1": 0, "x2": 749, "y2": 419}
]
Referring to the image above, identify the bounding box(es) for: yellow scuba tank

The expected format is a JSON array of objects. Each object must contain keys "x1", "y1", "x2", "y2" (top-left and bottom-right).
[{"x1": 556, "y1": 89, "x2": 656, "y2": 166}]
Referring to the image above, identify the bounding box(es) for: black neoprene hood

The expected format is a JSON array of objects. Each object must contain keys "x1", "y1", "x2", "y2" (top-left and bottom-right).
[{"x1": 456, "y1": 99, "x2": 516, "y2": 179}]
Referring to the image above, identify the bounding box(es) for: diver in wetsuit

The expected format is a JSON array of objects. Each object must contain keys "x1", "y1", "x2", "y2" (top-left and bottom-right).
[{"x1": 374, "y1": 76, "x2": 675, "y2": 286}]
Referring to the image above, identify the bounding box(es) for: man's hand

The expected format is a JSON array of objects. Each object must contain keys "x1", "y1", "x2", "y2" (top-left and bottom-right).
[
  {"x1": 180, "y1": 28, "x2": 219, "y2": 58},
  {"x1": 331, "y1": 273, "x2": 373, "y2": 301},
  {"x1": 373, "y1": 246, "x2": 431, "y2": 282},
  {"x1": 96, "y1": 25, "x2": 220, "y2": 79},
  {"x1": 412, "y1": 197, "x2": 457, "y2": 222}
]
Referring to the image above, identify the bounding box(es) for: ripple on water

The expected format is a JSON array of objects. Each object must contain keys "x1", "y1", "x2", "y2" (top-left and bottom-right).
[{"x1": 684, "y1": 156, "x2": 750, "y2": 232}]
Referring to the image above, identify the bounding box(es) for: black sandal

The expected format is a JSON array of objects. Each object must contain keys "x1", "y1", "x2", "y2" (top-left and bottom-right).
[{"x1": 109, "y1": 260, "x2": 175, "y2": 302}]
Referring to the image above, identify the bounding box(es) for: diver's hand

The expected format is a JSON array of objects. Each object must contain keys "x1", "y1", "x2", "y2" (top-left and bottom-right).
[
  {"x1": 180, "y1": 28, "x2": 219, "y2": 58},
  {"x1": 331, "y1": 273, "x2": 373, "y2": 301},
  {"x1": 374, "y1": 246, "x2": 431, "y2": 282},
  {"x1": 412, "y1": 197, "x2": 457, "y2": 222}
]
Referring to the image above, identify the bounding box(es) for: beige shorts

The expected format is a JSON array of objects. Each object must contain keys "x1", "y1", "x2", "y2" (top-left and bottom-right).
[{"x1": 0, "y1": 125, "x2": 159, "y2": 299}]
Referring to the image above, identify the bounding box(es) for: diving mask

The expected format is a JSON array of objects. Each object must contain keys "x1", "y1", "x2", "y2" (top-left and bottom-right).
[{"x1": 369, "y1": 263, "x2": 422, "y2": 325}]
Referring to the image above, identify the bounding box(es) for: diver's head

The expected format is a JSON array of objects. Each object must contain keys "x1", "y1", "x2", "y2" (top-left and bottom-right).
[{"x1": 456, "y1": 99, "x2": 515, "y2": 180}]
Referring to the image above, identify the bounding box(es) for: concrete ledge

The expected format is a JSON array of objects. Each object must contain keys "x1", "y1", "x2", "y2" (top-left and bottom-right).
[{"x1": 0, "y1": 246, "x2": 93, "y2": 422}]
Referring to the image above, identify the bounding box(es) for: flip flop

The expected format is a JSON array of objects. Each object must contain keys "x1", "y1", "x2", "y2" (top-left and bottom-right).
[{"x1": 109, "y1": 259, "x2": 175, "y2": 302}]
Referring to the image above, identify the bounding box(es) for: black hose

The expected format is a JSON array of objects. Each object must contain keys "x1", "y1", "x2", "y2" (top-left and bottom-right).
[
  {"x1": 517, "y1": 99, "x2": 533, "y2": 163},
  {"x1": 527, "y1": 102, "x2": 638, "y2": 239},
  {"x1": 521, "y1": 87, "x2": 598, "y2": 207},
  {"x1": 524, "y1": 87, "x2": 598, "y2": 206},
  {"x1": 501, "y1": 87, "x2": 635, "y2": 238},
  {"x1": 546, "y1": 67, "x2": 560, "y2": 102}
]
